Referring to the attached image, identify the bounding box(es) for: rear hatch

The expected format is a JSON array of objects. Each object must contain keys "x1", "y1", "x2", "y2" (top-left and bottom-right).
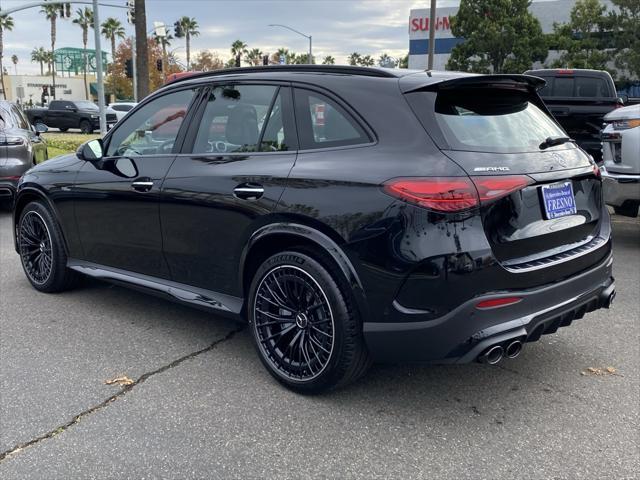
[{"x1": 403, "y1": 74, "x2": 605, "y2": 270}]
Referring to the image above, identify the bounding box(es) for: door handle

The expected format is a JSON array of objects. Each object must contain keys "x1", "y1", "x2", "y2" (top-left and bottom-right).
[
  {"x1": 131, "y1": 178, "x2": 154, "y2": 192},
  {"x1": 233, "y1": 183, "x2": 264, "y2": 200}
]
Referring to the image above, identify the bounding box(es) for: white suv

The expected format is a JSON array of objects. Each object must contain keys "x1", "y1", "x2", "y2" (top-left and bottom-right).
[{"x1": 601, "y1": 103, "x2": 640, "y2": 217}]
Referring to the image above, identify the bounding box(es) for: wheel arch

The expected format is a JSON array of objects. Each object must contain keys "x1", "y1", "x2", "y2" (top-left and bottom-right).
[
  {"x1": 13, "y1": 187, "x2": 69, "y2": 255},
  {"x1": 240, "y1": 223, "x2": 368, "y2": 319}
]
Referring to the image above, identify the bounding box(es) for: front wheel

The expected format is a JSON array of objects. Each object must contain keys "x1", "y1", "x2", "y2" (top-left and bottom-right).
[
  {"x1": 18, "y1": 201, "x2": 79, "y2": 292},
  {"x1": 79, "y1": 120, "x2": 93, "y2": 134},
  {"x1": 248, "y1": 250, "x2": 371, "y2": 394}
]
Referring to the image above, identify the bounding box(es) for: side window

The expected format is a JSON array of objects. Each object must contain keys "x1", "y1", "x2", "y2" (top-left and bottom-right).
[
  {"x1": 49, "y1": 100, "x2": 63, "y2": 110},
  {"x1": 192, "y1": 84, "x2": 290, "y2": 153},
  {"x1": 553, "y1": 77, "x2": 574, "y2": 97},
  {"x1": 106, "y1": 88, "x2": 195, "y2": 157},
  {"x1": 294, "y1": 89, "x2": 369, "y2": 149}
]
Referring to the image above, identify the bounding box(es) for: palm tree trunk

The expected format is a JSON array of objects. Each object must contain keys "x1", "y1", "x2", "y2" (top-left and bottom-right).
[
  {"x1": 51, "y1": 17, "x2": 56, "y2": 99},
  {"x1": 111, "y1": 35, "x2": 116, "y2": 73},
  {"x1": 83, "y1": 28, "x2": 88, "y2": 99},
  {"x1": 186, "y1": 33, "x2": 190, "y2": 70},
  {"x1": 0, "y1": 28, "x2": 5, "y2": 100},
  {"x1": 40, "y1": 60, "x2": 44, "y2": 76}
]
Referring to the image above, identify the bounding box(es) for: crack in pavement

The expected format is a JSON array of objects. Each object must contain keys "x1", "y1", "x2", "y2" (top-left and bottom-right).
[{"x1": 0, "y1": 326, "x2": 244, "y2": 464}]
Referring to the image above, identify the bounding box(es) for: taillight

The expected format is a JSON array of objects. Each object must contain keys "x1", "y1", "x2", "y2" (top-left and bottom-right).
[
  {"x1": 383, "y1": 177, "x2": 478, "y2": 212},
  {"x1": 592, "y1": 164, "x2": 601, "y2": 179},
  {"x1": 383, "y1": 175, "x2": 532, "y2": 213},
  {"x1": 476, "y1": 297, "x2": 522, "y2": 309}
]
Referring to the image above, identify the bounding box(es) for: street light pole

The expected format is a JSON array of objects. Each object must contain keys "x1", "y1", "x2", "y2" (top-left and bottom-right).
[
  {"x1": 428, "y1": 0, "x2": 436, "y2": 70},
  {"x1": 268, "y1": 24, "x2": 312, "y2": 64},
  {"x1": 92, "y1": 0, "x2": 106, "y2": 135}
]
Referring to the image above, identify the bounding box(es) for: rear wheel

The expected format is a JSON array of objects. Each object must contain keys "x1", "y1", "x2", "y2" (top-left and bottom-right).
[
  {"x1": 18, "y1": 201, "x2": 78, "y2": 292},
  {"x1": 613, "y1": 202, "x2": 639, "y2": 218},
  {"x1": 248, "y1": 249, "x2": 371, "y2": 394},
  {"x1": 79, "y1": 120, "x2": 93, "y2": 134},
  {"x1": 58, "y1": 127, "x2": 68, "y2": 132}
]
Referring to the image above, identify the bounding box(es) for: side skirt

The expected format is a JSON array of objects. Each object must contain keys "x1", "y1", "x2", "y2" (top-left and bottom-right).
[{"x1": 67, "y1": 259, "x2": 244, "y2": 319}]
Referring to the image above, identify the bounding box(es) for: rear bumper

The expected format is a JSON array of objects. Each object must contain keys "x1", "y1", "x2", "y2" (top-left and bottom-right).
[
  {"x1": 363, "y1": 252, "x2": 614, "y2": 364},
  {"x1": 601, "y1": 167, "x2": 640, "y2": 207}
]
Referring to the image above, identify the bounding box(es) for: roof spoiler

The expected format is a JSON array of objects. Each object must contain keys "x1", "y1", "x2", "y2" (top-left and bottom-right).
[{"x1": 402, "y1": 74, "x2": 546, "y2": 93}]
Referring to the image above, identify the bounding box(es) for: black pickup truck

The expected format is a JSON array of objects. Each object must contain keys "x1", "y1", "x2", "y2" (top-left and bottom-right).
[
  {"x1": 525, "y1": 69, "x2": 624, "y2": 162},
  {"x1": 26, "y1": 100, "x2": 117, "y2": 134}
]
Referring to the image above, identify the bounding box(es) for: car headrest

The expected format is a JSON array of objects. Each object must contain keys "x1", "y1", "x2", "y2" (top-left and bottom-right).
[{"x1": 226, "y1": 104, "x2": 259, "y2": 147}]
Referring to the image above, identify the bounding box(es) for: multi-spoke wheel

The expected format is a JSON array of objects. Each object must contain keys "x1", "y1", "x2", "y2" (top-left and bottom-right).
[
  {"x1": 18, "y1": 201, "x2": 79, "y2": 292},
  {"x1": 248, "y1": 250, "x2": 371, "y2": 393},
  {"x1": 19, "y1": 210, "x2": 53, "y2": 285}
]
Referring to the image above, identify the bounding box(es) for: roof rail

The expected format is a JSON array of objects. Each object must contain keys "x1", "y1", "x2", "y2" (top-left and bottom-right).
[{"x1": 165, "y1": 64, "x2": 398, "y2": 86}]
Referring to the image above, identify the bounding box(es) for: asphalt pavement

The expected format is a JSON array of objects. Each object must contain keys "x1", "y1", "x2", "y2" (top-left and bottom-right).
[{"x1": 0, "y1": 209, "x2": 638, "y2": 479}]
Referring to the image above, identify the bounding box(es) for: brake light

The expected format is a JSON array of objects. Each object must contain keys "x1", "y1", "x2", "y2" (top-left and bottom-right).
[
  {"x1": 383, "y1": 177, "x2": 478, "y2": 212},
  {"x1": 473, "y1": 176, "x2": 533, "y2": 202},
  {"x1": 476, "y1": 297, "x2": 522, "y2": 309},
  {"x1": 558, "y1": 69, "x2": 574, "y2": 74},
  {"x1": 383, "y1": 175, "x2": 532, "y2": 212}
]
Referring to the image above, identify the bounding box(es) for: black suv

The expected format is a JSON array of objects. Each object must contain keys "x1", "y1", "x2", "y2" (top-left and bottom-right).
[
  {"x1": 13, "y1": 66, "x2": 615, "y2": 393},
  {"x1": 26, "y1": 100, "x2": 117, "y2": 133}
]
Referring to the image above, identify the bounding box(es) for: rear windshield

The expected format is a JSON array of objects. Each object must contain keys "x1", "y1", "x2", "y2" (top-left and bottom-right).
[
  {"x1": 432, "y1": 89, "x2": 566, "y2": 153},
  {"x1": 537, "y1": 75, "x2": 612, "y2": 98}
]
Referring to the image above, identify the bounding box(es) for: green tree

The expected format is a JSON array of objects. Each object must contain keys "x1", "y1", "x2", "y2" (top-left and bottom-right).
[
  {"x1": 609, "y1": 0, "x2": 640, "y2": 81},
  {"x1": 322, "y1": 55, "x2": 335, "y2": 65},
  {"x1": 447, "y1": 0, "x2": 547, "y2": 73},
  {"x1": 192, "y1": 50, "x2": 224, "y2": 71},
  {"x1": 230, "y1": 39, "x2": 248, "y2": 67},
  {"x1": 347, "y1": 52, "x2": 361, "y2": 66},
  {"x1": 72, "y1": 7, "x2": 94, "y2": 99},
  {"x1": 11, "y1": 54, "x2": 18, "y2": 75},
  {"x1": 551, "y1": 0, "x2": 609, "y2": 71},
  {"x1": 359, "y1": 54, "x2": 375, "y2": 66},
  {"x1": 246, "y1": 48, "x2": 263, "y2": 66},
  {"x1": 0, "y1": 14, "x2": 14, "y2": 99},
  {"x1": 31, "y1": 47, "x2": 48, "y2": 76},
  {"x1": 398, "y1": 54, "x2": 409, "y2": 69},
  {"x1": 174, "y1": 16, "x2": 199, "y2": 70},
  {"x1": 101, "y1": 17, "x2": 126, "y2": 67}
]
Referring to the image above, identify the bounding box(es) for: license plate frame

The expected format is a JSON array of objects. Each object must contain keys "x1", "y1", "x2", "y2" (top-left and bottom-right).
[{"x1": 540, "y1": 181, "x2": 577, "y2": 220}]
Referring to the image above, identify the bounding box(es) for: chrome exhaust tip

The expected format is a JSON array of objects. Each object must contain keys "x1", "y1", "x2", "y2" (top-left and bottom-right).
[
  {"x1": 479, "y1": 345, "x2": 504, "y2": 365},
  {"x1": 505, "y1": 340, "x2": 523, "y2": 359}
]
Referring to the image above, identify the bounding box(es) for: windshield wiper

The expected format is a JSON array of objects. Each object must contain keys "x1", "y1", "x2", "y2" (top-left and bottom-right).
[{"x1": 539, "y1": 136, "x2": 575, "y2": 150}]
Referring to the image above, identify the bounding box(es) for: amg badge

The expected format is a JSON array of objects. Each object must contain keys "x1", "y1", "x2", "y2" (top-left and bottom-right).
[{"x1": 473, "y1": 166, "x2": 511, "y2": 172}]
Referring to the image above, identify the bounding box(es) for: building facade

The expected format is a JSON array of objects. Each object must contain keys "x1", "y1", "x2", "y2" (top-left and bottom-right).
[
  {"x1": 408, "y1": 0, "x2": 615, "y2": 70},
  {"x1": 1, "y1": 75, "x2": 94, "y2": 105}
]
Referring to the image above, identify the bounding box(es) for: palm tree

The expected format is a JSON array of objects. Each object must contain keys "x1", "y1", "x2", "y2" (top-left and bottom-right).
[
  {"x1": 101, "y1": 17, "x2": 126, "y2": 67},
  {"x1": 31, "y1": 47, "x2": 48, "y2": 76},
  {"x1": 43, "y1": 51, "x2": 54, "y2": 75},
  {"x1": 0, "y1": 14, "x2": 14, "y2": 99},
  {"x1": 41, "y1": 3, "x2": 64, "y2": 99},
  {"x1": 347, "y1": 52, "x2": 361, "y2": 66},
  {"x1": 322, "y1": 55, "x2": 335, "y2": 65},
  {"x1": 378, "y1": 53, "x2": 397, "y2": 68},
  {"x1": 174, "y1": 17, "x2": 199, "y2": 70},
  {"x1": 230, "y1": 40, "x2": 248, "y2": 67},
  {"x1": 359, "y1": 55, "x2": 375, "y2": 67},
  {"x1": 246, "y1": 48, "x2": 263, "y2": 66},
  {"x1": 11, "y1": 54, "x2": 18, "y2": 75},
  {"x1": 73, "y1": 7, "x2": 94, "y2": 99}
]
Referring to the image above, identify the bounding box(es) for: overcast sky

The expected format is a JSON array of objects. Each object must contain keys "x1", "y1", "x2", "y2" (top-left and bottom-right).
[{"x1": 2, "y1": 0, "x2": 558, "y2": 75}]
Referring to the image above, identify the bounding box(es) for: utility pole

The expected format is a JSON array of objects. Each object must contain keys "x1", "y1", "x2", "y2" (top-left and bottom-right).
[
  {"x1": 427, "y1": 0, "x2": 436, "y2": 70},
  {"x1": 134, "y1": 0, "x2": 148, "y2": 100},
  {"x1": 131, "y1": 35, "x2": 137, "y2": 101},
  {"x1": 92, "y1": 0, "x2": 106, "y2": 135}
]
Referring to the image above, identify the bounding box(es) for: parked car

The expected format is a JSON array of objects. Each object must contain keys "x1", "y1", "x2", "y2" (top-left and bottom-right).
[
  {"x1": 106, "y1": 102, "x2": 137, "y2": 122},
  {"x1": 26, "y1": 100, "x2": 117, "y2": 134},
  {"x1": 525, "y1": 68, "x2": 623, "y2": 162},
  {"x1": 600, "y1": 103, "x2": 640, "y2": 217},
  {"x1": 12, "y1": 66, "x2": 615, "y2": 393},
  {"x1": 0, "y1": 101, "x2": 48, "y2": 207}
]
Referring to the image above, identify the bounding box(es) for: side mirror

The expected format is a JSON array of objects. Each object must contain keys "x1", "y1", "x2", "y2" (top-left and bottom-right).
[
  {"x1": 34, "y1": 123, "x2": 48, "y2": 135},
  {"x1": 618, "y1": 94, "x2": 629, "y2": 105},
  {"x1": 77, "y1": 139, "x2": 104, "y2": 162}
]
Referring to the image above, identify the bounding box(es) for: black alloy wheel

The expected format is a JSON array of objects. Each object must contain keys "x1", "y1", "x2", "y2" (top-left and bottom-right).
[
  {"x1": 18, "y1": 210, "x2": 53, "y2": 285},
  {"x1": 254, "y1": 264, "x2": 335, "y2": 381},
  {"x1": 79, "y1": 120, "x2": 93, "y2": 134},
  {"x1": 18, "y1": 202, "x2": 79, "y2": 292},
  {"x1": 249, "y1": 250, "x2": 371, "y2": 394}
]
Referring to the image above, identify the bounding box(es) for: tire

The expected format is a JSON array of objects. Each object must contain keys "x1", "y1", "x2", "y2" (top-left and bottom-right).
[
  {"x1": 58, "y1": 127, "x2": 68, "y2": 132},
  {"x1": 613, "y1": 203, "x2": 639, "y2": 218},
  {"x1": 79, "y1": 120, "x2": 93, "y2": 134},
  {"x1": 17, "y1": 201, "x2": 79, "y2": 293},
  {"x1": 248, "y1": 249, "x2": 371, "y2": 394}
]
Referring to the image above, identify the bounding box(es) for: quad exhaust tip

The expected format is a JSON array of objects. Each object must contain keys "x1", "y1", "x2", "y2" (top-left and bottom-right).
[
  {"x1": 505, "y1": 340, "x2": 523, "y2": 359},
  {"x1": 479, "y1": 345, "x2": 504, "y2": 365}
]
